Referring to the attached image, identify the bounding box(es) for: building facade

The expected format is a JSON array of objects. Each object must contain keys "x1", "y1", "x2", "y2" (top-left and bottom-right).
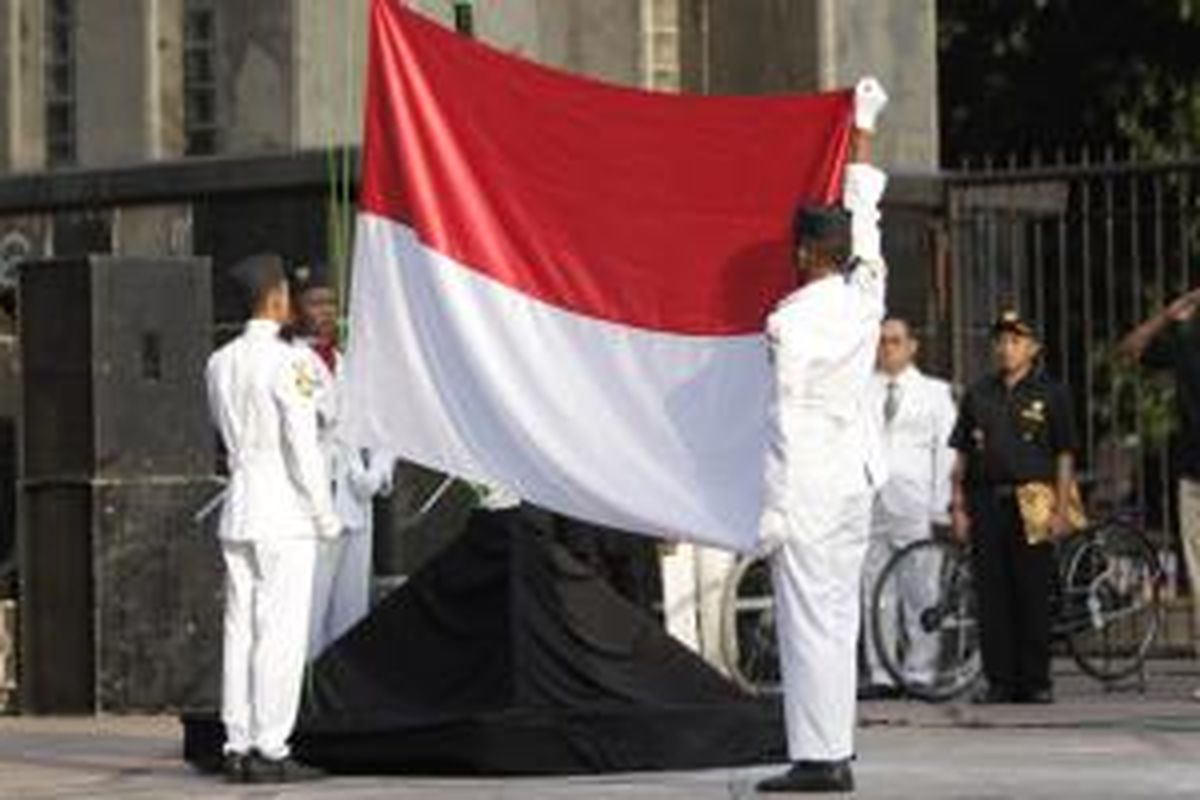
[{"x1": 0, "y1": 0, "x2": 937, "y2": 175}]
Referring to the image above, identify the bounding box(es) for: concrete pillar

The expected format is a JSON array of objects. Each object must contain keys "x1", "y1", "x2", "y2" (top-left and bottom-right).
[
  {"x1": 75, "y1": 0, "x2": 184, "y2": 166},
  {"x1": 216, "y1": 0, "x2": 292, "y2": 154},
  {"x1": 821, "y1": 0, "x2": 939, "y2": 169},
  {"x1": 679, "y1": 0, "x2": 822, "y2": 96},
  {"x1": 0, "y1": 0, "x2": 44, "y2": 172},
  {"x1": 292, "y1": 0, "x2": 368, "y2": 150},
  {"x1": 409, "y1": 0, "x2": 643, "y2": 89},
  {"x1": 679, "y1": 0, "x2": 938, "y2": 170}
]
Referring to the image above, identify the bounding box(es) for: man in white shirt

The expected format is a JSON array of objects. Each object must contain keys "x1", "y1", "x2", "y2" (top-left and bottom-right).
[
  {"x1": 206, "y1": 254, "x2": 340, "y2": 784},
  {"x1": 859, "y1": 318, "x2": 957, "y2": 699},
  {"x1": 756, "y1": 78, "x2": 888, "y2": 795}
]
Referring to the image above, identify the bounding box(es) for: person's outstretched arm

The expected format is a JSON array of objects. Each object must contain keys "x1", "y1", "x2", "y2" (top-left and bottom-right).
[
  {"x1": 844, "y1": 78, "x2": 889, "y2": 309},
  {"x1": 1118, "y1": 287, "x2": 1200, "y2": 364}
]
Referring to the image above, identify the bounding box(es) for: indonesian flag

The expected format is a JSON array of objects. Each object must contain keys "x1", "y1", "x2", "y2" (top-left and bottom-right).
[{"x1": 342, "y1": 0, "x2": 854, "y2": 552}]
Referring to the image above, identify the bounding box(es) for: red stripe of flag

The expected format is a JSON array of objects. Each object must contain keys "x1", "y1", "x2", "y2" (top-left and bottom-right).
[{"x1": 360, "y1": 0, "x2": 853, "y2": 336}]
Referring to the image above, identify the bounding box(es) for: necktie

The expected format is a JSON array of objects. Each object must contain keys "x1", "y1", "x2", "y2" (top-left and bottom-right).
[{"x1": 884, "y1": 380, "x2": 900, "y2": 426}]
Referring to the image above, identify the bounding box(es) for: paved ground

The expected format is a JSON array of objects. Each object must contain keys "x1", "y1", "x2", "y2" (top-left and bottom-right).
[{"x1": 1, "y1": 661, "x2": 1199, "y2": 799}]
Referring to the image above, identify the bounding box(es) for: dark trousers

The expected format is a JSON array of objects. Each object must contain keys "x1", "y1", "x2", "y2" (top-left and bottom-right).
[{"x1": 968, "y1": 488, "x2": 1054, "y2": 694}]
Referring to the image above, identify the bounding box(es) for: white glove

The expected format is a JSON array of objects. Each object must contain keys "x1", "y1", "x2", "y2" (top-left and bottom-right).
[
  {"x1": 369, "y1": 451, "x2": 398, "y2": 496},
  {"x1": 316, "y1": 512, "x2": 342, "y2": 540},
  {"x1": 754, "y1": 507, "x2": 788, "y2": 559},
  {"x1": 854, "y1": 77, "x2": 889, "y2": 132}
]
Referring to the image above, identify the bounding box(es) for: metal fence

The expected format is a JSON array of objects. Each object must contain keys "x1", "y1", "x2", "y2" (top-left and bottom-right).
[{"x1": 946, "y1": 155, "x2": 1200, "y2": 650}]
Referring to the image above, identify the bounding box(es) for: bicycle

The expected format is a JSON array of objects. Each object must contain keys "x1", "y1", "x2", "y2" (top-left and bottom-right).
[
  {"x1": 718, "y1": 509, "x2": 1162, "y2": 700},
  {"x1": 870, "y1": 509, "x2": 1162, "y2": 701}
]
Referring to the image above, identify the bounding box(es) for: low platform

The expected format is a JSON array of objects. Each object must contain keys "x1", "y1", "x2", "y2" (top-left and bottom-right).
[{"x1": 183, "y1": 507, "x2": 784, "y2": 774}]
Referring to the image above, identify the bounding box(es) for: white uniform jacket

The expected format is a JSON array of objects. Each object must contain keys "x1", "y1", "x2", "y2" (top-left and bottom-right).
[
  {"x1": 871, "y1": 366, "x2": 957, "y2": 524},
  {"x1": 295, "y1": 342, "x2": 393, "y2": 531},
  {"x1": 295, "y1": 340, "x2": 339, "y2": 469},
  {"x1": 759, "y1": 163, "x2": 890, "y2": 546},
  {"x1": 206, "y1": 320, "x2": 339, "y2": 541}
]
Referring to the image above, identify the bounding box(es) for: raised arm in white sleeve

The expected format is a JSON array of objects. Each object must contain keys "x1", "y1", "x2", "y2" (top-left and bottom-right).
[
  {"x1": 845, "y1": 76, "x2": 889, "y2": 310},
  {"x1": 843, "y1": 163, "x2": 889, "y2": 311},
  {"x1": 274, "y1": 354, "x2": 341, "y2": 539}
]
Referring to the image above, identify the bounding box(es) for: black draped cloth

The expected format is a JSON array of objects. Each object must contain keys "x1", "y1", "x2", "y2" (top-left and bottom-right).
[{"x1": 183, "y1": 507, "x2": 783, "y2": 774}]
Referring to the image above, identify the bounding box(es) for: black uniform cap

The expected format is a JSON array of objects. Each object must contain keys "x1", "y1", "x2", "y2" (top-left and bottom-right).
[
  {"x1": 291, "y1": 261, "x2": 333, "y2": 295},
  {"x1": 992, "y1": 308, "x2": 1038, "y2": 339},
  {"x1": 792, "y1": 204, "x2": 851, "y2": 249},
  {"x1": 229, "y1": 253, "x2": 287, "y2": 312}
]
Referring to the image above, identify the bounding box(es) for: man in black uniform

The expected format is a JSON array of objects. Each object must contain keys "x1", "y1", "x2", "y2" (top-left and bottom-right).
[{"x1": 949, "y1": 310, "x2": 1079, "y2": 704}]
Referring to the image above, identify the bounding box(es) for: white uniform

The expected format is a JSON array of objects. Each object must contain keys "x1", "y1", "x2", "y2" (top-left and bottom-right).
[
  {"x1": 861, "y1": 366, "x2": 956, "y2": 687},
  {"x1": 298, "y1": 343, "x2": 396, "y2": 656},
  {"x1": 206, "y1": 319, "x2": 339, "y2": 760},
  {"x1": 759, "y1": 162, "x2": 889, "y2": 762}
]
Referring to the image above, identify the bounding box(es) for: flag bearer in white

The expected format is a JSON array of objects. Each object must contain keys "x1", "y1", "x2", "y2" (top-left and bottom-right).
[
  {"x1": 289, "y1": 269, "x2": 396, "y2": 655},
  {"x1": 206, "y1": 254, "x2": 340, "y2": 785},
  {"x1": 756, "y1": 78, "x2": 889, "y2": 795},
  {"x1": 310, "y1": 443, "x2": 394, "y2": 653},
  {"x1": 859, "y1": 318, "x2": 957, "y2": 699}
]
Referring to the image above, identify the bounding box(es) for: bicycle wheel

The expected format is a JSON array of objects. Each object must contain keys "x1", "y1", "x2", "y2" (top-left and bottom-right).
[
  {"x1": 719, "y1": 554, "x2": 780, "y2": 695},
  {"x1": 1061, "y1": 521, "x2": 1161, "y2": 682},
  {"x1": 870, "y1": 538, "x2": 981, "y2": 702}
]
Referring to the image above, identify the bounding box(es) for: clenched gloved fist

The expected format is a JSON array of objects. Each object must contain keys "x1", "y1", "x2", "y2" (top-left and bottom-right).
[
  {"x1": 754, "y1": 507, "x2": 788, "y2": 559},
  {"x1": 854, "y1": 77, "x2": 889, "y2": 132},
  {"x1": 316, "y1": 512, "x2": 342, "y2": 540}
]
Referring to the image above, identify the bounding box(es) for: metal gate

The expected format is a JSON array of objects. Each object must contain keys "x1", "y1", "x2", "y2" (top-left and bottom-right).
[{"x1": 946, "y1": 156, "x2": 1200, "y2": 651}]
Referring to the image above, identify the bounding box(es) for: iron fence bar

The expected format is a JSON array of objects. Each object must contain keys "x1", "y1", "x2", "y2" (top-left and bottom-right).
[
  {"x1": 1129, "y1": 171, "x2": 1146, "y2": 515},
  {"x1": 1103, "y1": 157, "x2": 1118, "y2": 485},
  {"x1": 1153, "y1": 174, "x2": 1169, "y2": 547},
  {"x1": 1006, "y1": 182, "x2": 1021, "y2": 316},
  {"x1": 945, "y1": 158, "x2": 1200, "y2": 186},
  {"x1": 1032, "y1": 213, "x2": 1046, "y2": 345},
  {"x1": 986, "y1": 210, "x2": 999, "y2": 330},
  {"x1": 948, "y1": 189, "x2": 966, "y2": 385},
  {"x1": 1081, "y1": 160, "x2": 1097, "y2": 468},
  {"x1": 1184, "y1": 170, "x2": 1194, "y2": 289},
  {"x1": 1056, "y1": 194, "x2": 1070, "y2": 383}
]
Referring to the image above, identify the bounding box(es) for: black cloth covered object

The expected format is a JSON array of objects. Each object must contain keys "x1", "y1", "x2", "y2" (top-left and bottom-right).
[{"x1": 284, "y1": 506, "x2": 781, "y2": 774}]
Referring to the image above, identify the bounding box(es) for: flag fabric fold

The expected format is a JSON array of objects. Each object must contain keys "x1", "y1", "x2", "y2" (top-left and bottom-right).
[{"x1": 343, "y1": 0, "x2": 854, "y2": 551}]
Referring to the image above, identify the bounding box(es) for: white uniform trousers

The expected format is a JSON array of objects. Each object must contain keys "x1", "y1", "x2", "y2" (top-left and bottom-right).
[
  {"x1": 660, "y1": 544, "x2": 736, "y2": 668},
  {"x1": 770, "y1": 487, "x2": 873, "y2": 762},
  {"x1": 1178, "y1": 479, "x2": 1200, "y2": 652},
  {"x1": 860, "y1": 510, "x2": 940, "y2": 687},
  {"x1": 221, "y1": 538, "x2": 318, "y2": 760},
  {"x1": 309, "y1": 528, "x2": 372, "y2": 656}
]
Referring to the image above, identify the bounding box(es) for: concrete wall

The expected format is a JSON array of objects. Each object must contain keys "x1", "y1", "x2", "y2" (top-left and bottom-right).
[
  {"x1": 825, "y1": 0, "x2": 939, "y2": 169},
  {"x1": 679, "y1": 0, "x2": 938, "y2": 170},
  {"x1": 216, "y1": 0, "x2": 291, "y2": 154},
  {"x1": 409, "y1": 0, "x2": 642, "y2": 88},
  {"x1": 679, "y1": 0, "x2": 821, "y2": 95},
  {"x1": 76, "y1": 0, "x2": 183, "y2": 166},
  {"x1": 292, "y1": 0, "x2": 369, "y2": 150},
  {"x1": 0, "y1": 0, "x2": 43, "y2": 172}
]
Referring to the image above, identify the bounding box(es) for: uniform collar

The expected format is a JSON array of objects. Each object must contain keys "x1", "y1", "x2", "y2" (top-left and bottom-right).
[
  {"x1": 245, "y1": 319, "x2": 282, "y2": 337},
  {"x1": 992, "y1": 366, "x2": 1041, "y2": 393},
  {"x1": 881, "y1": 365, "x2": 919, "y2": 386}
]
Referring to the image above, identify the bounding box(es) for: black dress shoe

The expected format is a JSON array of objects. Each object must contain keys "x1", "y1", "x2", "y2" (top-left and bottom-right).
[
  {"x1": 1015, "y1": 687, "x2": 1055, "y2": 705},
  {"x1": 244, "y1": 754, "x2": 325, "y2": 784},
  {"x1": 756, "y1": 760, "x2": 854, "y2": 793},
  {"x1": 222, "y1": 752, "x2": 250, "y2": 784},
  {"x1": 858, "y1": 684, "x2": 903, "y2": 700},
  {"x1": 970, "y1": 684, "x2": 1014, "y2": 705}
]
